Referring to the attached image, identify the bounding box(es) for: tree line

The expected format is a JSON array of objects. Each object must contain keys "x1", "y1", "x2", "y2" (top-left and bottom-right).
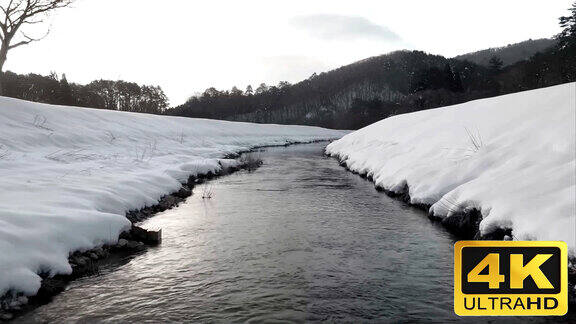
[{"x1": 1, "y1": 71, "x2": 169, "y2": 114}]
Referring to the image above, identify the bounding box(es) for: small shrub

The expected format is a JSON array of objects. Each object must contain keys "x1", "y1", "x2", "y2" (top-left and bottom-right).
[
  {"x1": 133, "y1": 140, "x2": 158, "y2": 162},
  {"x1": 238, "y1": 153, "x2": 263, "y2": 171}
]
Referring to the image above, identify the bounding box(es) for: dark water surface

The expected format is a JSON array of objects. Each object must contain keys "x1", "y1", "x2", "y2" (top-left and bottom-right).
[{"x1": 16, "y1": 143, "x2": 575, "y2": 323}]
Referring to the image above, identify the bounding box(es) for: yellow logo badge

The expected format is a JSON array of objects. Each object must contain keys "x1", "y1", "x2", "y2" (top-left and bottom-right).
[{"x1": 454, "y1": 241, "x2": 567, "y2": 316}]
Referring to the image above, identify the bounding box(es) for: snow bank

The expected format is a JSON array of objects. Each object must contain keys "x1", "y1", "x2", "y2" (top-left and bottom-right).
[
  {"x1": 0, "y1": 97, "x2": 345, "y2": 297},
  {"x1": 326, "y1": 83, "x2": 576, "y2": 255}
]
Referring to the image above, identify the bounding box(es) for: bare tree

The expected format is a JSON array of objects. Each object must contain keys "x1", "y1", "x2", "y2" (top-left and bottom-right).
[{"x1": 0, "y1": 0, "x2": 73, "y2": 94}]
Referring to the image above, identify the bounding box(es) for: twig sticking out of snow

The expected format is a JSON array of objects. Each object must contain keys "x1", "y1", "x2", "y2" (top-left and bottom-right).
[
  {"x1": 105, "y1": 131, "x2": 117, "y2": 144},
  {"x1": 464, "y1": 127, "x2": 483, "y2": 153},
  {"x1": 176, "y1": 131, "x2": 185, "y2": 144},
  {"x1": 45, "y1": 149, "x2": 96, "y2": 163},
  {"x1": 32, "y1": 114, "x2": 53, "y2": 132},
  {"x1": 44, "y1": 149, "x2": 119, "y2": 165},
  {"x1": 0, "y1": 144, "x2": 10, "y2": 160},
  {"x1": 133, "y1": 140, "x2": 158, "y2": 162}
]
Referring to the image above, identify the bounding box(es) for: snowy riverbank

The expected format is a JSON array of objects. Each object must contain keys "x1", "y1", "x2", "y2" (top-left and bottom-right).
[
  {"x1": 326, "y1": 83, "x2": 576, "y2": 255},
  {"x1": 0, "y1": 97, "x2": 346, "y2": 298}
]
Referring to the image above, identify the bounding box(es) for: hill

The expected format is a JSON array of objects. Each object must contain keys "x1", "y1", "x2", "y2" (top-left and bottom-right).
[
  {"x1": 168, "y1": 42, "x2": 576, "y2": 129},
  {"x1": 454, "y1": 38, "x2": 556, "y2": 67}
]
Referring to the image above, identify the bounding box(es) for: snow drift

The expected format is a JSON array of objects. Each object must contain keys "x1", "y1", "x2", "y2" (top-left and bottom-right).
[
  {"x1": 326, "y1": 83, "x2": 576, "y2": 255},
  {"x1": 0, "y1": 97, "x2": 345, "y2": 297}
]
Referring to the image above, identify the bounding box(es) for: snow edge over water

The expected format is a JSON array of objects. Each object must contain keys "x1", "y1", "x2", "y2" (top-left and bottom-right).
[
  {"x1": 326, "y1": 83, "x2": 576, "y2": 256},
  {"x1": 0, "y1": 97, "x2": 346, "y2": 297}
]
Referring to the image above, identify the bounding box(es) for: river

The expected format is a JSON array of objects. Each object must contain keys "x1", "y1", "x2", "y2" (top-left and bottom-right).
[{"x1": 15, "y1": 143, "x2": 575, "y2": 323}]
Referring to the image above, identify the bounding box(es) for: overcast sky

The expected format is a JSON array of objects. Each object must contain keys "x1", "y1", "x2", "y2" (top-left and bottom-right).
[{"x1": 4, "y1": 0, "x2": 572, "y2": 105}]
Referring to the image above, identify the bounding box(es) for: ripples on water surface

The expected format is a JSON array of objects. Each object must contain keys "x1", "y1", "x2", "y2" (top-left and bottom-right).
[{"x1": 16, "y1": 143, "x2": 575, "y2": 323}]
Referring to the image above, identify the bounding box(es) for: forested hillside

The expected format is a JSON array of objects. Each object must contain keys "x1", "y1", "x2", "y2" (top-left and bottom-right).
[
  {"x1": 167, "y1": 41, "x2": 575, "y2": 129},
  {"x1": 454, "y1": 38, "x2": 556, "y2": 67}
]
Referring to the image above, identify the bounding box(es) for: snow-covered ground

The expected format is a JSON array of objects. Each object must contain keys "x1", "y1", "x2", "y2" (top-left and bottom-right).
[
  {"x1": 327, "y1": 83, "x2": 576, "y2": 255},
  {"x1": 0, "y1": 97, "x2": 346, "y2": 297}
]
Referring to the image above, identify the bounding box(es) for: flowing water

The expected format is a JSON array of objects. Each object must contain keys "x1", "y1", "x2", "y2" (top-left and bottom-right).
[{"x1": 16, "y1": 143, "x2": 575, "y2": 323}]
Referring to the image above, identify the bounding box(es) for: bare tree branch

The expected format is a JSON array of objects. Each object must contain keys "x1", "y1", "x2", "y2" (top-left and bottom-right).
[
  {"x1": 8, "y1": 28, "x2": 49, "y2": 49},
  {"x1": 0, "y1": 0, "x2": 73, "y2": 94}
]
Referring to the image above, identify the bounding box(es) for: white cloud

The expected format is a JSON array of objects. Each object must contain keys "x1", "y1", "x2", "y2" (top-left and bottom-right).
[{"x1": 291, "y1": 14, "x2": 401, "y2": 42}]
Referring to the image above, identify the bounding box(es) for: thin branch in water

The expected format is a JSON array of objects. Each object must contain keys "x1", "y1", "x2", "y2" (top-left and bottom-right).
[{"x1": 202, "y1": 182, "x2": 215, "y2": 199}]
